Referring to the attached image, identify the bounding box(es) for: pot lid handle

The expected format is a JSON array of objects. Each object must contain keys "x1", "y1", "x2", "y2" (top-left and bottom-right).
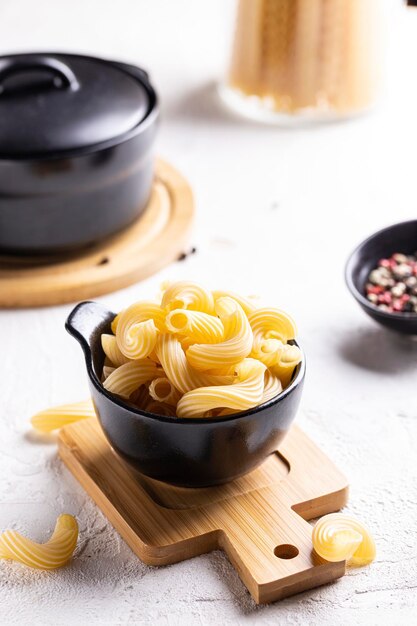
[{"x1": 0, "y1": 54, "x2": 79, "y2": 95}]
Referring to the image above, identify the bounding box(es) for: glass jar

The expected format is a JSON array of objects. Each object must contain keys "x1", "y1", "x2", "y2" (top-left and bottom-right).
[{"x1": 221, "y1": 0, "x2": 390, "y2": 123}]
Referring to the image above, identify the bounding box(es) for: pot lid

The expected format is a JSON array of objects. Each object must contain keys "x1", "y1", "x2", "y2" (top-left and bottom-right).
[{"x1": 0, "y1": 53, "x2": 155, "y2": 158}]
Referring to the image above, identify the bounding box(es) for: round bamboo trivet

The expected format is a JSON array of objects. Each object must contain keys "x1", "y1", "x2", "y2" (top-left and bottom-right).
[{"x1": 0, "y1": 159, "x2": 194, "y2": 308}]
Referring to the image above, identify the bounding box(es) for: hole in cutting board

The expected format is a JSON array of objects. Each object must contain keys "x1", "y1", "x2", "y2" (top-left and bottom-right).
[{"x1": 274, "y1": 544, "x2": 299, "y2": 560}]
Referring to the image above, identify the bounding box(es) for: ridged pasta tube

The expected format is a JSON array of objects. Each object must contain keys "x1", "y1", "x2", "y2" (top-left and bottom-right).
[
  {"x1": 103, "y1": 360, "x2": 160, "y2": 399},
  {"x1": 156, "y1": 333, "x2": 202, "y2": 394},
  {"x1": 248, "y1": 307, "x2": 297, "y2": 344},
  {"x1": 162, "y1": 281, "x2": 215, "y2": 314},
  {"x1": 312, "y1": 514, "x2": 376, "y2": 566},
  {"x1": 271, "y1": 343, "x2": 302, "y2": 388},
  {"x1": 101, "y1": 334, "x2": 131, "y2": 367},
  {"x1": 31, "y1": 400, "x2": 95, "y2": 433},
  {"x1": 0, "y1": 514, "x2": 78, "y2": 570},
  {"x1": 262, "y1": 369, "x2": 283, "y2": 403},
  {"x1": 186, "y1": 297, "x2": 253, "y2": 370},
  {"x1": 149, "y1": 377, "x2": 181, "y2": 406},
  {"x1": 212, "y1": 290, "x2": 259, "y2": 315},
  {"x1": 116, "y1": 302, "x2": 166, "y2": 360},
  {"x1": 165, "y1": 309, "x2": 224, "y2": 344},
  {"x1": 215, "y1": 369, "x2": 282, "y2": 416},
  {"x1": 177, "y1": 358, "x2": 266, "y2": 418},
  {"x1": 156, "y1": 334, "x2": 235, "y2": 395},
  {"x1": 251, "y1": 337, "x2": 285, "y2": 367}
]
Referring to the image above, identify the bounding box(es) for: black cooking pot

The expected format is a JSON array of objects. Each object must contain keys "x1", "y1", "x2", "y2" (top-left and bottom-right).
[
  {"x1": 66, "y1": 301, "x2": 305, "y2": 488},
  {"x1": 0, "y1": 53, "x2": 159, "y2": 254}
]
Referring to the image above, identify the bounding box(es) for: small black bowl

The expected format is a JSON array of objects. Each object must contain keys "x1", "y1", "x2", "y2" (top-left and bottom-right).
[
  {"x1": 345, "y1": 219, "x2": 417, "y2": 335},
  {"x1": 66, "y1": 301, "x2": 305, "y2": 487}
]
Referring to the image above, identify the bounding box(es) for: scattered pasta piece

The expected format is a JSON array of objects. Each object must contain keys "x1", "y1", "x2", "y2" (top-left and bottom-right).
[
  {"x1": 31, "y1": 400, "x2": 94, "y2": 433},
  {"x1": 312, "y1": 513, "x2": 376, "y2": 565},
  {"x1": 0, "y1": 514, "x2": 78, "y2": 570},
  {"x1": 100, "y1": 281, "x2": 302, "y2": 418}
]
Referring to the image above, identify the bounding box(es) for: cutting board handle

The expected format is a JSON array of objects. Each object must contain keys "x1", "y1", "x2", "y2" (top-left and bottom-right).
[{"x1": 218, "y1": 492, "x2": 345, "y2": 604}]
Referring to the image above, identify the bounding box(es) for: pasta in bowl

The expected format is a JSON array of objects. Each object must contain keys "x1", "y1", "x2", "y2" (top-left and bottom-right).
[{"x1": 66, "y1": 282, "x2": 305, "y2": 487}]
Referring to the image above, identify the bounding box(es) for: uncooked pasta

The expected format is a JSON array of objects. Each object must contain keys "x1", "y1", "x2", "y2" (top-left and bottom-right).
[
  {"x1": 103, "y1": 360, "x2": 160, "y2": 399},
  {"x1": 227, "y1": 0, "x2": 383, "y2": 117},
  {"x1": 99, "y1": 280, "x2": 302, "y2": 418},
  {"x1": 165, "y1": 309, "x2": 224, "y2": 344},
  {"x1": 115, "y1": 302, "x2": 166, "y2": 360},
  {"x1": 176, "y1": 358, "x2": 266, "y2": 418},
  {"x1": 312, "y1": 513, "x2": 376, "y2": 566},
  {"x1": 186, "y1": 297, "x2": 253, "y2": 371},
  {"x1": 31, "y1": 400, "x2": 95, "y2": 433},
  {"x1": 149, "y1": 377, "x2": 181, "y2": 406},
  {"x1": 101, "y1": 334, "x2": 130, "y2": 367},
  {"x1": 262, "y1": 369, "x2": 283, "y2": 403},
  {"x1": 162, "y1": 281, "x2": 215, "y2": 314},
  {"x1": 0, "y1": 514, "x2": 78, "y2": 570}
]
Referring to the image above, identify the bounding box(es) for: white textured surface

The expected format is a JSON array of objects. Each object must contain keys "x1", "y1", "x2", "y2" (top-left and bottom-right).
[{"x1": 0, "y1": 1, "x2": 417, "y2": 624}]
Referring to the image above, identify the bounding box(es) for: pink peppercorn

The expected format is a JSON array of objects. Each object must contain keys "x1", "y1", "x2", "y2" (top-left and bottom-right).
[{"x1": 367, "y1": 285, "x2": 383, "y2": 295}]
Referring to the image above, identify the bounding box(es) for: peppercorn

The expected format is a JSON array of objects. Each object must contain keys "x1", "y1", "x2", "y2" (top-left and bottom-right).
[
  {"x1": 391, "y1": 282, "x2": 406, "y2": 297},
  {"x1": 393, "y1": 264, "x2": 412, "y2": 280},
  {"x1": 365, "y1": 252, "x2": 417, "y2": 314},
  {"x1": 393, "y1": 253, "x2": 408, "y2": 263},
  {"x1": 405, "y1": 276, "x2": 417, "y2": 289}
]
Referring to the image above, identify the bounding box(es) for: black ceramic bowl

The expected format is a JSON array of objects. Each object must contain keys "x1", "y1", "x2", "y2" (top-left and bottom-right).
[
  {"x1": 0, "y1": 53, "x2": 159, "y2": 254},
  {"x1": 345, "y1": 219, "x2": 417, "y2": 335},
  {"x1": 66, "y1": 301, "x2": 305, "y2": 487}
]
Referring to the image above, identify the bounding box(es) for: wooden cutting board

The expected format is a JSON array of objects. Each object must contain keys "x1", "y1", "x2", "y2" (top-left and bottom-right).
[
  {"x1": 58, "y1": 418, "x2": 349, "y2": 604},
  {"x1": 0, "y1": 159, "x2": 194, "y2": 308}
]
